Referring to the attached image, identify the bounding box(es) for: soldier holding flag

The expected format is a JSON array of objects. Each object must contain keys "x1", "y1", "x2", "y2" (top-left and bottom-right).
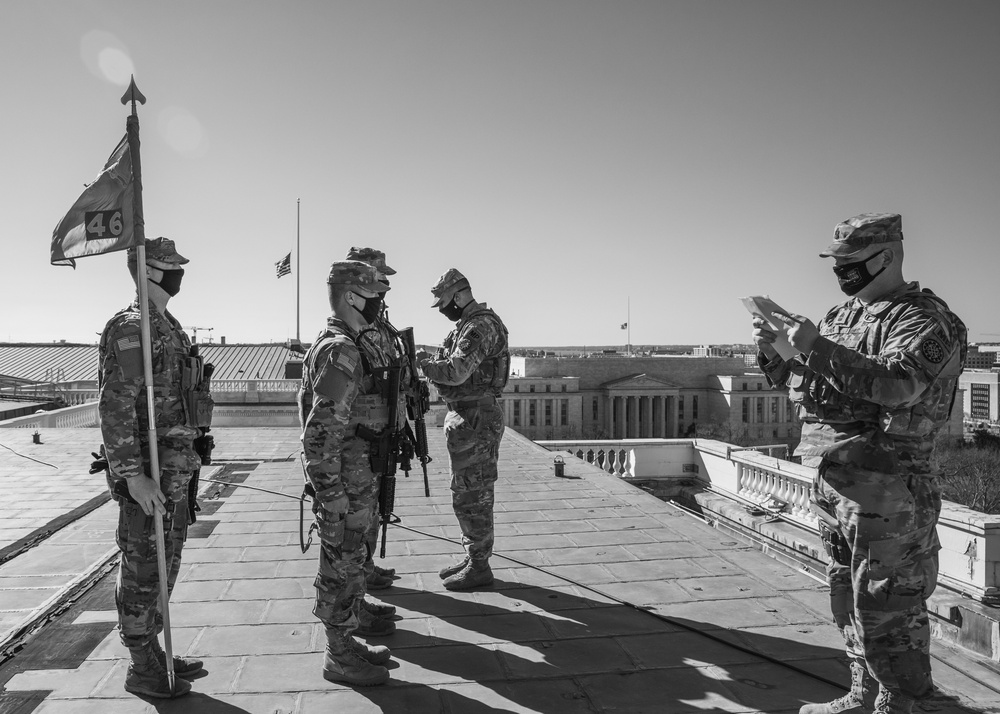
[
  {"x1": 98, "y1": 237, "x2": 210, "y2": 698},
  {"x1": 53, "y1": 79, "x2": 208, "y2": 699}
]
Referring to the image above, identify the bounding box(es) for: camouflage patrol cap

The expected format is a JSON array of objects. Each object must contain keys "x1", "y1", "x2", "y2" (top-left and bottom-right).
[
  {"x1": 820, "y1": 213, "x2": 904, "y2": 258},
  {"x1": 346, "y1": 246, "x2": 396, "y2": 275},
  {"x1": 126, "y1": 237, "x2": 189, "y2": 267},
  {"x1": 327, "y1": 260, "x2": 390, "y2": 293},
  {"x1": 431, "y1": 268, "x2": 471, "y2": 307}
]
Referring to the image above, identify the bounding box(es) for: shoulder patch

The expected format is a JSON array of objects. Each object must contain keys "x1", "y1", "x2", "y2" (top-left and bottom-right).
[
  {"x1": 116, "y1": 335, "x2": 141, "y2": 352},
  {"x1": 312, "y1": 340, "x2": 361, "y2": 401},
  {"x1": 921, "y1": 339, "x2": 945, "y2": 364},
  {"x1": 336, "y1": 350, "x2": 359, "y2": 373}
]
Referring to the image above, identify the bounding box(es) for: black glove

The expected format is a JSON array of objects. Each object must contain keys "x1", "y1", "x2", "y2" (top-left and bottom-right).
[{"x1": 89, "y1": 445, "x2": 109, "y2": 475}]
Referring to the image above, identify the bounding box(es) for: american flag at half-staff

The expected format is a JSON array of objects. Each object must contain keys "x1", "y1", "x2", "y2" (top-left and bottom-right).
[{"x1": 275, "y1": 252, "x2": 291, "y2": 278}]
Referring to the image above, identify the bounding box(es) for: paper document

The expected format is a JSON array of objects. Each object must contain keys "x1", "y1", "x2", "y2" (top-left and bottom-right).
[{"x1": 740, "y1": 295, "x2": 799, "y2": 361}]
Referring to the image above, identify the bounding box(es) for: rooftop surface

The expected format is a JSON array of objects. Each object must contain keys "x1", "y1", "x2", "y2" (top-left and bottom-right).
[{"x1": 0, "y1": 426, "x2": 996, "y2": 713}]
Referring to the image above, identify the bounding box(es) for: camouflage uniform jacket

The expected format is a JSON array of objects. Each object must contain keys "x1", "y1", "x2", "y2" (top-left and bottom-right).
[
  {"x1": 760, "y1": 282, "x2": 966, "y2": 474},
  {"x1": 98, "y1": 299, "x2": 200, "y2": 481},
  {"x1": 298, "y1": 317, "x2": 391, "y2": 501},
  {"x1": 422, "y1": 304, "x2": 510, "y2": 403}
]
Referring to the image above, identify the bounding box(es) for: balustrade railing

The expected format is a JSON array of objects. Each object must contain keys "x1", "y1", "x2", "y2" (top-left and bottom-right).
[
  {"x1": 541, "y1": 438, "x2": 814, "y2": 526},
  {"x1": 211, "y1": 379, "x2": 299, "y2": 393},
  {"x1": 0, "y1": 402, "x2": 99, "y2": 428},
  {"x1": 537, "y1": 439, "x2": 698, "y2": 479}
]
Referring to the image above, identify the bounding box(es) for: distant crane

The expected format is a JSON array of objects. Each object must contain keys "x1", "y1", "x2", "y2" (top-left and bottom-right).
[{"x1": 184, "y1": 326, "x2": 214, "y2": 344}]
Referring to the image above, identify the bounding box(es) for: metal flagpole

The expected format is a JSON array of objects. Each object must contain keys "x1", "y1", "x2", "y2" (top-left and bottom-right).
[
  {"x1": 121, "y1": 77, "x2": 176, "y2": 694},
  {"x1": 296, "y1": 198, "x2": 300, "y2": 342},
  {"x1": 627, "y1": 297, "x2": 631, "y2": 357}
]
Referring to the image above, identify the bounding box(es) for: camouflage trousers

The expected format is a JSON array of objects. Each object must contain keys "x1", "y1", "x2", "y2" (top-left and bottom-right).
[
  {"x1": 445, "y1": 404, "x2": 504, "y2": 562},
  {"x1": 114, "y1": 470, "x2": 191, "y2": 649},
  {"x1": 313, "y1": 451, "x2": 377, "y2": 634},
  {"x1": 362, "y1": 476, "x2": 382, "y2": 579},
  {"x1": 815, "y1": 462, "x2": 941, "y2": 700}
]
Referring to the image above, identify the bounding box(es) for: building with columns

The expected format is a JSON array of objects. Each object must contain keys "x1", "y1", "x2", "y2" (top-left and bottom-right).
[{"x1": 502, "y1": 355, "x2": 796, "y2": 444}]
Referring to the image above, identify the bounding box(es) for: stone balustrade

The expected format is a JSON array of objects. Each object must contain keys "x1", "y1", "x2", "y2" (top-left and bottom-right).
[
  {"x1": 211, "y1": 379, "x2": 299, "y2": 393},
  {"x1": 0, "y1": 402, "x2": 99, "y2": 429}
]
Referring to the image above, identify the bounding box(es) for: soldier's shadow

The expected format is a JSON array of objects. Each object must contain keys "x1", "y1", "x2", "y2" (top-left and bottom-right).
[
  {"x1": 352, "y1": 580, "x2": 855, "y2": 714},
  {"x1": 145, "y1": 691, "x2": 259, "y2": 713},
  {"x1": 377, "y1": 580, "x2": 983, "y2": 714}
]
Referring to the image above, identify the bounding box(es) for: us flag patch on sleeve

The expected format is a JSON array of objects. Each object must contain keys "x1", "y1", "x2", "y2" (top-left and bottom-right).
[
  {"x1": 335, "y1": 351, "x2": 358, "y2": 372},
  {"x1": 116, "y1": 335, "x2": 140, "y2": 351}
]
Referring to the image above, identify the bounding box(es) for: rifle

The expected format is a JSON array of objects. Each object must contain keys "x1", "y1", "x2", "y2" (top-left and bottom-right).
[
  {"x1": 356, "y1": 363, "x2": 404, "y2": 559},
  {"x1": 398, "y1": 327, "x2": 432, "y2": 497}
]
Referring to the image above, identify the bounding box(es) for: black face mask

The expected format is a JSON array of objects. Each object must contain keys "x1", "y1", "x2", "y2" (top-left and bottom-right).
[
  {"x1": 353, "y1": 294, "x2": 383, "y2": 325},
  {"x1": 439, "y1": 296, "x2": 465, "y2": 322},
  {"x1": 152, "y1": 268, "x2": 184, "y2": 297},
  {"x1": 832, "y1": 252, "x2": 885, "y2": 296}
]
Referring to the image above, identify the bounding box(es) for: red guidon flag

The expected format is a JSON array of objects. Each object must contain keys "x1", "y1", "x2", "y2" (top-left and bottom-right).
[{"x1": 50, "y1": 135, "x2": 139, "y2": 267}]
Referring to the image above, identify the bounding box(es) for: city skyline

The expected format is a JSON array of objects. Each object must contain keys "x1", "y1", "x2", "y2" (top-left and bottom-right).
[{"x1": 3, "y1": 1, "x2": 999, "y2": 347}]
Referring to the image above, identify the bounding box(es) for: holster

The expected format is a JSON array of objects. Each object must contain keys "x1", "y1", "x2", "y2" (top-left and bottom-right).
[
  {"x1": 111, "y1": 477, "x2": 139, "y2": 505},
  {"x1": 819, "y1": 521, "x2": 852, "y2": 566},
  {"x1": 118, "y1": 494, "x2": 176, "y2": 533}
]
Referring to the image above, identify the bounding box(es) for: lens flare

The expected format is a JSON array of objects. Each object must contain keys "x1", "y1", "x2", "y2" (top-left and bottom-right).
[
  {"x1": 159, "y1": 106, "x2": 209, "y2": 158},
  {"x1": 80, "y1": 30, "x2": 134, "y2": 85}
]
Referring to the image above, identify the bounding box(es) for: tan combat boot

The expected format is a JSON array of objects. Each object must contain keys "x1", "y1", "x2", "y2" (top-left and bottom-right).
[
  {"x1": 361, "y1": 596, "x2": 397, "y2": 619},
  {"x1": 800, "y1": 660, "x2": 869, "y2": 714},
  {"x1": 322, "y1": 628, "x2": 389, "y2": 686},
  {"x1": 124, "y1": 642, "x2": 193, "y2": 699},
  {"x1": 356, "y1": 604, "x2": 396, "y2": 636},
  {"x1": 439, "y1": 556, "x2": 469, "y2": 579},
  {"x1": 373, "y1": 564, "x2": 396, "y2": 578},
  {"x1": 350, "y1": 636, "x2": 391, "y2": 665},
  {"x1": 873, "y1": 688, "x2": 915, "y2": 714},
  {"x1": 366, "y1": 569, "x2": 393, "y2": 590},
  {"x1": 443, "y1": 559, "x2": 494, "y2": 591},
  {"x1": 150, "y1": 637, "x2": 205, "y2": 678}
]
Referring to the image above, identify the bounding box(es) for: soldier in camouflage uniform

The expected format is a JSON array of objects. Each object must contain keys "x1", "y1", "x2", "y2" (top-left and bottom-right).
[
  {"x1": 752, "y1": 214, "x2": 967, "y2": 714},
  {"x1": 99, "y1": 237, "x2": 212, "y2": 699},
  {"x1": 345, "y1": 247, "x2": 400, "y2": 600},
  {"x1": 299, "y1": 260, "x2": 394, "y2": 687},
  {"x1": 420, "y1": 269, "x2": 509, "y2": 591}
]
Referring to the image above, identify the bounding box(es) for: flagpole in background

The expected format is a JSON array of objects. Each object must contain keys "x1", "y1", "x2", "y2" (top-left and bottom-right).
[
  {"x1": 296, "y1": 198, "x2": 301, "y2": 342},
  {"x1": 627, "y1": 297, "x2": 632, "y2": 357},
  {"x1": 121, "y1": 77, "x2": 177, "y2": 695}
]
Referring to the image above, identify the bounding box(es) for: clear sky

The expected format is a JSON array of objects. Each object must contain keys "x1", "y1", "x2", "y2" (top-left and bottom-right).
[{"x1": 3, "y1": 1, "x2": 998, "y2": 348}]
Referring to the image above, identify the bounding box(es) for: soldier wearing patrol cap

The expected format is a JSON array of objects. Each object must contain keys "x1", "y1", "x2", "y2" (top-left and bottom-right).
[
  {"x1": 751, "y1": 214, "x2": 967, "y2": 714},
  {"x1": 99, "y1": 237, "x2": 210, "y2": 698},
  {"x1": 420, "y1": 269, "x2": 510, "y2": 591},
  {"x1": 299, "y1": 260, "x2": 394, "y2": 686},
  {"x1": 343, "y1": 248, "x2": 401, "y2": 626}
]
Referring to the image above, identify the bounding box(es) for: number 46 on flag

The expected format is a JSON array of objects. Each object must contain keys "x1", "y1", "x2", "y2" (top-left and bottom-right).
[{"x1": 50, "y1": 135, "x2": 138, "y2": 267}]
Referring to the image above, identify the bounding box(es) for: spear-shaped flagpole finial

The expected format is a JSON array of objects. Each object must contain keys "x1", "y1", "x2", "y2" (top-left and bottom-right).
[{"x1": 120, "y1": 75, "x2": 147, "y2": 115}]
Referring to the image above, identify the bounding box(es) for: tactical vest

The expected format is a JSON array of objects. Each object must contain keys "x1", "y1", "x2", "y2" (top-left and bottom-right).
[
  {"x1": 465, "y1": 308, "x2": 511, "y2": 394},
  {"x1": 795, "y1": 288, "x2": 966, "y2": 441},
  {"x1": 100, "y1": 307, "x2": 213, "y2": 430},
  {"x1": 301, "y1": 326, "x2": 391, "y2": 435}
]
